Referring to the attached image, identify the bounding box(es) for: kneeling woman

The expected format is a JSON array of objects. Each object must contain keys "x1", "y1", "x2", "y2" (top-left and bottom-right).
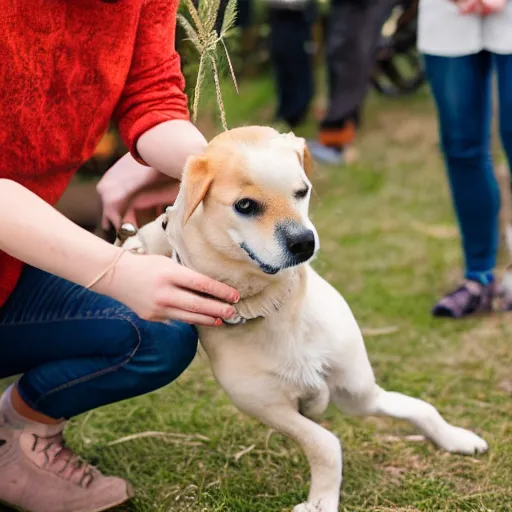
[{"x1": 0, "y1": 1, "x2": 239, "y2": 511}]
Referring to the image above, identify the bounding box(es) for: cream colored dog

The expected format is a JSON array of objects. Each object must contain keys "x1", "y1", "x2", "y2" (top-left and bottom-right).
[{"x1": 118, "y1": 126, "x2": 488, "y2": 512}]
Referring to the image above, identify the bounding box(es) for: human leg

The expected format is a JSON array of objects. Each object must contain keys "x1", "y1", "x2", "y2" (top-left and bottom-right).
[
  {"x1": 424, "y1": 51, "x2": 499, "y2": 317},
  {"x1": 268, "y1": 4, "x2": 316, "y2": 128},
  {"x1": 308, "y1": 0, "x2": 392, "y2": 164},
  {"x1": 494, "y1": 52, "x2": 512, "y2": 310},
  {"x1": 0, "y1": 265, "x2": 198, "y2": 511}
]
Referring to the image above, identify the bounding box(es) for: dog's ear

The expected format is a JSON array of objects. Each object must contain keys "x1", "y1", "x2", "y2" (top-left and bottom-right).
[
  {"x1": 182, "y1": 156, "x2": 213, "y2": 225},
  {"x1": 275, "y1": 133, "x2": 313, "y2": 177},
  {"x1": 301, "y1": 142, "x2": 313, "y2": 178}
]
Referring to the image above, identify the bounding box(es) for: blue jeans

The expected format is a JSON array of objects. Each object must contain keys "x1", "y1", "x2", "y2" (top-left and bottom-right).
[
  {"x1": 423, "y1": 51, "x2": 512, "y2": 284},
  {"x1": 0, "y1": 266, "x2": 198, "y2": 419}
]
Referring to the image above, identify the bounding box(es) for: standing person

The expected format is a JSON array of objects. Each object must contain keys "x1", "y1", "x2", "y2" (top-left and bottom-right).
[
  {"x1": 267, "y1": 0, "x2": 317, "y2": 128},
  {"x1": 418, "y1": 0, "x2": 512, "y2": 318},
  {"x1": 308, "y1": 0, "x2": 394, "y2": 165},
  {"x1": 0, "y1": 1, "x2": 240, "y2": 511}
]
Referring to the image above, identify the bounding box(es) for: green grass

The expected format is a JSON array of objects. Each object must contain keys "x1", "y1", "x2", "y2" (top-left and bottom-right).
[{"x1": 2, "y1": 78, "x2": 512, "y2": 512}]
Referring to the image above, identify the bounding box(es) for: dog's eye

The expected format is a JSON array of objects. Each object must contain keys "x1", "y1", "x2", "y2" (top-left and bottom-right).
[
  {"x1": 234, "y1": 198, "x2": 260, "y2": 216},
  {"x1": 294, "y1": 187, "x2": 310, "y2": 200}
]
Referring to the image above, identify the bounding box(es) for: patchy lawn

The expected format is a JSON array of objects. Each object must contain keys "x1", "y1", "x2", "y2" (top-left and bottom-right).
[{"x1": 1, "y1": 78, "x2": 511, "y2": 512}]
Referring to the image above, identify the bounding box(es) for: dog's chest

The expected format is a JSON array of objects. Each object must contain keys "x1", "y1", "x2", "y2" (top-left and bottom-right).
[
  {"x1": 270, "y1": 320, "x2": 333, "y2": 390},
  {"x1": 214, "y1": 315, "x2": 334, "y2": 391}
]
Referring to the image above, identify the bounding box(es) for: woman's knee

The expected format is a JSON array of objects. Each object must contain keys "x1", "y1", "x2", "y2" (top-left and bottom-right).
[
  {"x1": 123, "y1": 317, "x2": 198, "y2": 395},
  {"x1": 151, "y1": 321, "x2": 199, "y2": 381},
  {"x1": 436, "y1": 99, "x2": 488, "y2": 162},
  {"x1": 425, "y1": 54, "x2": 492, "y2": 164},
  {"x1": 440, "y1": 132, "x2": 487, "y2": 164}
]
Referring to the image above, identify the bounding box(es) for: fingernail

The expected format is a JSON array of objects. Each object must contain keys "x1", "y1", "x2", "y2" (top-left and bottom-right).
[
  {"x1": 214, "y1": 318, "x2": 223, "y2": 326},
  {"x1": 232, "y1": 293, "x2": 240, "y2": 303}
]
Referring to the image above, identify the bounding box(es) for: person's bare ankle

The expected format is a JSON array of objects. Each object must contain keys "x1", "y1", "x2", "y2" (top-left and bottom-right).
[
  {"x1": 1, "y1": 384, "x2": 63, "y2": 432},
  {"x1": 11, "y1": 385, "x2": 61, "y2": 425}
]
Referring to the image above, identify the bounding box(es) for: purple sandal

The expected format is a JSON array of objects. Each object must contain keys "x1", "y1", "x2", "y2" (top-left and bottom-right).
[{"x1": 432, "y1": 280, "x2": 495, "y2": 318}]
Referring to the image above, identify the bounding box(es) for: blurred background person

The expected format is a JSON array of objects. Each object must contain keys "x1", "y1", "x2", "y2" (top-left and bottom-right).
[
  {"x1": 419, "y1": 0, "x2": 512, "y2": 318},
  {"x1": 308, "y1": 0, "x2": 394, "y2": 165},
  {"x1": 267, "y1": 0, "x2": 317, "y2": 128}
]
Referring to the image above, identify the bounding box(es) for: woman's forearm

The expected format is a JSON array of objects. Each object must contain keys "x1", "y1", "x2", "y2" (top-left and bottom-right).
[
  {"x1": 136, "y1": 120, "x2": 208, "y2": 179},
  {"x1": 0, "y1": 179, "x2": 121, "y2": 290}
]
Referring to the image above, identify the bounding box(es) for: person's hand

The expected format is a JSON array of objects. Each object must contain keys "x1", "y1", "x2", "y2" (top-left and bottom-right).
[
  {"x1": 98, "y1": 250, "x2": 240, "y2": 326},
  {"x1": 479, "y1": 0, "x2": 506, "y2": 14},
  {"x1": 450, "y1": 0, "x2": 505, "y2": 15},
  {"x1": 117, "y1": 180, "x2": 180, "y2": 227},
  {"x1": 97, "y1": 153, "x2": 178, "y2": 231}
]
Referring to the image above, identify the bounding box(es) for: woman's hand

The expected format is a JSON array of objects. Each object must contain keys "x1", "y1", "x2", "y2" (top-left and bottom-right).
[
  {"x1": 98, "y1": 120, "x2": 208, "y2": 231},
  {"x1": 0, "y1": 179, "x2": 238, "y2": 327},
  {"x1": 97, "y1": 153, "x2": 176, "y2": 231},
  {"x1": 451, "y1": 0, "x2": 506, "y2": 15},
  {"x1": 99, "y1": 251, "x2": 240, "y2": 326}
]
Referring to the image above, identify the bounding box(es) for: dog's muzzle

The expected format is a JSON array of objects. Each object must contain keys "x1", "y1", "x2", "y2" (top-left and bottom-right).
[
  {"x1": 276, "y1": 222, "x2": 316, "y2": 265},
  {"x1": 284, "y1": 229, "x2": 315, "y2": 263}
]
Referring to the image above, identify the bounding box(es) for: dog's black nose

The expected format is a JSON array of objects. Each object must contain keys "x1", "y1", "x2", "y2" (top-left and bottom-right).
[{"x1": 286, "y1": 229, "x2": 315, "y2": 261}]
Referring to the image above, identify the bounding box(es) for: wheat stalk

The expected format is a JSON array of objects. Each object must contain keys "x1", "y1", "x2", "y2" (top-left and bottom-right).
[{"x1": 178, "y1": 0, "x2": 239, "y2": 130}]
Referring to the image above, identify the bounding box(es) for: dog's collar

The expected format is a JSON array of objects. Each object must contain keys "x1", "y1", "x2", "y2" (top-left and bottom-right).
[{"x1": 164, "y1": 221, "x2": 255, "y2": 327}]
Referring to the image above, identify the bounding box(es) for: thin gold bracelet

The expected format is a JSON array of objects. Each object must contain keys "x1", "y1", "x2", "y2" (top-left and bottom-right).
[{"x1": 86, "y1": 248, "x2": 127, "y2": 290}]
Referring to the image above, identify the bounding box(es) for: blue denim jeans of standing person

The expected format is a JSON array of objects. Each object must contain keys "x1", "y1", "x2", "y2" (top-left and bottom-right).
[
  {"x1": 423, "y1": 51, "x2": 512, "y2": 285},
  {"x1": 0, "y1": 265, "x2": 198, "y2": 420}
]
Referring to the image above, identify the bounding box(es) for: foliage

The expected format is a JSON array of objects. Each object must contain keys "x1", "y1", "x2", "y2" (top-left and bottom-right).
[{"x1": 178, "y1": 0, "x2": 239, "y2": 130}]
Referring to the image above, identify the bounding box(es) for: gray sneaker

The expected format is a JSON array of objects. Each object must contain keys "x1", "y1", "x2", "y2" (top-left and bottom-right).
[{"x1": 306, "y1": 140, "x2": 345, "y2": 166}]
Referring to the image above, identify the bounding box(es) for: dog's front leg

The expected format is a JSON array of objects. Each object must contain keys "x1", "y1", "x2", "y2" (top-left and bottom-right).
[
  {"x1": 264, "y1": 407, "x2": 341, "y2": 512},
  {"x1": 232, "y1": 396, "x2": 342, "y2": 511}
]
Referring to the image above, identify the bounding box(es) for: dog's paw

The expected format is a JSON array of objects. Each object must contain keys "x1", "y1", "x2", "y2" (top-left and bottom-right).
[
  {"x1": 437, "y1": 426, "x2": 488, "y2": 455},
  {"x1": 293, "y1": 503, "x2": 321, "y2": 512},
  {"x1": 293, "y1": 501, "x2": 336, "y2": 512}
]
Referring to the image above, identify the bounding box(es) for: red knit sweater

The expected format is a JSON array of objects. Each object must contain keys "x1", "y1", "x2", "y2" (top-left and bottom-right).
[{"x1": 0, "y1": 0, "x2": 189, "y2": 308}]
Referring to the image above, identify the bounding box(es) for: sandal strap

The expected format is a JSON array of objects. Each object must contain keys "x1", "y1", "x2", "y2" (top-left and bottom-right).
[{"x1": 432, "y1": 281, "x2": 493, "y2": 318}]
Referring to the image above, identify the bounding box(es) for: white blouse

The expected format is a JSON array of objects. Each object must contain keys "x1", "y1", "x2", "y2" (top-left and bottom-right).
[{"x1": 418, "y1": 0, "x2": 512, "y2": 56}]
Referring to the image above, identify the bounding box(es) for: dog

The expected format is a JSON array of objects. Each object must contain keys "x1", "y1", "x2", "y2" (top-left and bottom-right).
[{"x1": 117, "y1": 126, "x2": 488, "y2": 511}]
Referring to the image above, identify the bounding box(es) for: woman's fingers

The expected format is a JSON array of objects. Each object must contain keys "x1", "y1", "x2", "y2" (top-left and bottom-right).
[
  {"x1": 164, "y1": 288, "x2": 236, "y2": 319},
  {"x1": 161, "y1": 308, "x2": 222, "y2": 327},
  {"x1": 122, "y1": 207, "x2": 139, "y2": 229},
  {"x1": 101, "y1": 207, "x2": 122, "y2": 231},
  {"x1": 172, "y1": 266, "x2": 240, "y2": 304}
]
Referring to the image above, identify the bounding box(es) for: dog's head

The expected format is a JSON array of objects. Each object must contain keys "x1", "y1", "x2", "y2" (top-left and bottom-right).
[{"x1": 171, "y1": 126, "x2": 319, "y2": 275}]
